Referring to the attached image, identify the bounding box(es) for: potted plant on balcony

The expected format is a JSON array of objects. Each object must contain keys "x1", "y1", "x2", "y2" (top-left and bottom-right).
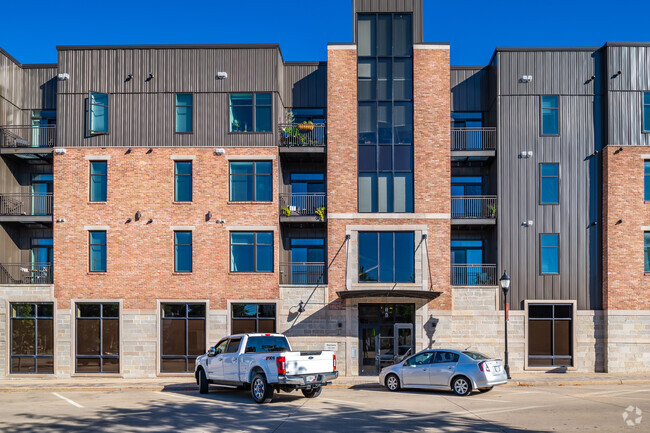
[
  {"x1": 297, "y1": 120, "x2": 314, "y2": 132},
  {"x1": 487, "y1": 204, "x2": 497, "y2": 218},
  {"x1": 281, "y1": 206, "x2": 292, "y2": 217},
  {"x1": 314, "y1": 206, "x2": 326, "y2": 222}
]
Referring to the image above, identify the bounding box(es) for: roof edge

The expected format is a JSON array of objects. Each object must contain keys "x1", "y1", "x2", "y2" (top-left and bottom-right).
[{"x1": 56, "y1": 43, "x2": 282, "y2": 51}]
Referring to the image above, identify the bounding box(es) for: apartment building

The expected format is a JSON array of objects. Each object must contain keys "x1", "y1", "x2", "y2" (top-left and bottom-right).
[{"x1": 0, "y1": 0, "x2": 649, "y2": 379}]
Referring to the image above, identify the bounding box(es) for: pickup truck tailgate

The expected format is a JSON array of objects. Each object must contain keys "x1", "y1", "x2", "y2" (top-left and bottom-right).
[{"x1": 284, "y1": 351, "x2": 335, "y2": 375}]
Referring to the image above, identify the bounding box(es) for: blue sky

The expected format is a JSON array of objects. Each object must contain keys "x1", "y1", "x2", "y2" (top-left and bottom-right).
[{"x1": 2, "y1": 0, "x2": 649, "y2": 65}]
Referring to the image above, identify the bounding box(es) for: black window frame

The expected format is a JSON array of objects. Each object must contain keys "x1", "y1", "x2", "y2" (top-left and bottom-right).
[
  {"x1": 89, "y1": 160, "x2": 107, "y2": 202},
  {"x1": 540, "y1": 233, "x2": 560, "y2": 275},
  {"x1": 229, "y1": 161, "x2": 273, "y2": 202},
  {"x1": 358, "y1": 231, "x2": 415, "y2": 283},
  {"x1": 160, "y1": 303, "x2": 206, "y2": 373},
  {"x1": 89, "y1": 230, "x2": 107, "y2": 273},
  {"x1": 539, "y1": 162, "x2": 560, "y2": 205},
  {"x1": 87, "y1": 91, "x2": 109, "y2": 135},
  {"x1": 230, "y1": 231, "x2": 274, "y2": 273},
  {"x1": 174, "y1": 231, "x2": 193, "y2": 273},
  {"x1": 540, "y1": 95, "x2": 560, "y2": 137},
  {"x1": 527, "y1": 303, "x2": 573, "y2": 367},
  {"x1": 175, "y1": 93, "x2": 193, "y2": 134},
  {"x1": 10, "y1": 302, "x2": 54, "y2": 374},
  {"x1": 75, "y1": 302, "x2": 120, "y2": 374},
  {"x1": 174, "y1": 160, "x2": 193, "y2": 202},
  {"x1": 229, "y1": 92, "x2": 273, "y2": 133},
  {"x1": 231, "y1": 303, "x2": 277, "y2": 334}
]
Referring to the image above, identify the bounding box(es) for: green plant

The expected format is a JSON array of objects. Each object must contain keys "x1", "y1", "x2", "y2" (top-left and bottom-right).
[
  {"x1": 487, "y1": 204, "x2": 497, "y2": 217},
  {"x1": 302, "y1": 120, "x2": 313, "y2": 125},
  {"x1": 314, "y1": 206, "x2": 326, "y2": 222},
  {"x1": 285, "y1": 109, "x2": 295, "y2": 124},
  {"x1": 281, "y1": 206, "x2": 292, "y2": 217}
]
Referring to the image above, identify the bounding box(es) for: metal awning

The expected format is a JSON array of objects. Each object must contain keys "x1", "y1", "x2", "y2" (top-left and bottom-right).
[{"x1": 336, "y1": 290, "x2": 441, "y2": 300}]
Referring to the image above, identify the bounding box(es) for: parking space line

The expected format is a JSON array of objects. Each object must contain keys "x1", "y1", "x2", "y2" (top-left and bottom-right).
[
  {"x1": 471, "y1": 397, "x2": 512, "y2": 403},
  {"x1": 320, "y1": 398, "x2": 367, "y2": 405},
  {"x1": 153, "y1": 391, "x2": 240, "y2": 407},
  {"x1": 154, "y1": 391, "x2": 198, "y2": 402},
  {"x1": 52, "y1": 392, "x2": 83, "y2": 408},
  {"x1": 451, "y1": 405, "x2": 545, "y2": 417}
]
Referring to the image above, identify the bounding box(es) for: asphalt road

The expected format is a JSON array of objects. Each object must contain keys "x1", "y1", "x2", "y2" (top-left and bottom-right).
[{"x1": 1, "y1": 383, "x2": 649, "y2": 432}]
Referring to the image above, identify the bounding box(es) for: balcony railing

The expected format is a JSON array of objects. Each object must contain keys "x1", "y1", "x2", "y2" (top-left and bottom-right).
[
  {"x1": 451, "y1": 127, "x2": 496, "y2": 151},
  {"x1": 0, "y1": 125, "x2": 56, "y2": 148},
  {"x1": 451, "y1": 196, "x2": 497, "y2": 219},
  {"x1": 278, "y1": 123, "x2": 326, "y2": 147},
  {"x1": 280, "y1": 193, "x2": 326, "y2": 217},
  {"x1": 280, "y1": 262, "x2": 326, "y2": 285},
  {"x1": 0, "y1": 263, "x2": 52, "y2": 284},
  {"x1": 451, "y1": 264, "x2": 497, "y2": 286},
  {"x1": 0, "y1": 193, "x2": 53, "y2": 216}
]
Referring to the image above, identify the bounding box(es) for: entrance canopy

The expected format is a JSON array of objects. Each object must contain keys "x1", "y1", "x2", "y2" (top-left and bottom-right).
[{"x1": 337, "y1": 290, "x2": 441, "y2": 300}]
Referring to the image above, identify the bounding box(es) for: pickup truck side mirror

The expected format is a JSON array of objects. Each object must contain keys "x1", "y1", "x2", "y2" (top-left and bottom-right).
[{"x1": 207, "y1": 347, "x2": 216, "y2": 357}]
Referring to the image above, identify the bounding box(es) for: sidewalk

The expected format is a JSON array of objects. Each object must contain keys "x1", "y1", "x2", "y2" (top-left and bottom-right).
[{"x1": 1, "y1": 372, "x2": 650, "y2": 393}]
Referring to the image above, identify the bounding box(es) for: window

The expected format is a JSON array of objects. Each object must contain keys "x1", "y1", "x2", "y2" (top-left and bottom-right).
[
  {"x1": 229, "y1": 161, "x2": 272, "y2": 202},
  {"x1": 89, "y1": 231, "x2": 107, "y2": 272},
  {"x1": 90, "y1": 161, "x2": 107, "y2": 202},
  {"x1": 541, "y1": 96, "x2": 559, "y2": 135},
  {"x1": 175, "y1": 94, "x2": 193, "y2": 133},
  {"x1": 540, "y1": 234, "x2": 559, "y2": 274},
  {"x1": 645, "y1": 161, "x2": 650, "y2": 201},
  {"x1": 10, "y1": 303, "x2": 54, "y2": 374},
  {"x1": 643, "y1": 92, "x2": 650, "y2": 132},
  {"x1": 160, "y1": 303, "x2": 206, "y2": 373},
  {"x1": 540, "y1": 163, "x2": 559, "y2": 205},
  {"x1": 645, "y1": 232, "x2": 650, "y2": 273},
  {"x1": 231, "y1": 303, "x2": 276, "y2": 334},
  {"x1": 244, "y1": 336, "x2": 290, "y2": 353},
  {"x1": 174, "y1": 161, "x2": 192, "y2": 202},
  {"x1": 357, "y1": 13, "x2": 413, "y2": 214},
  {"x1": 75, "y1": 303, "x2": 119, "y2": 373},
  {"x1": 528, "y1": 304, "x2": 573, "y2": 367},
  {"x1": 451, "y1": 112, "x2": 483, "y2": 151},
  {"x1": 174, "y1": 231, "x2": 192, "y2": 273},
  {"x1": 229, "y1": 93, "x2": 272, "y2": 132},
  {"x1": 406, "y1": 351, "x2": 434, "y2": 366},
  {"x1": 230, "y1": 232, "x2": 273, "y2": 272},
  {"x1": 433, "y1": 351, "x2": 460, "y2": 363},
  {"x1": 88, "y1": 92, "x2": 109, "y2": 135},
  {"x1": 358, "y1": 232, "x2": 414, "y2": 283},
  {"x1": 225, "y1": 338, "x2": 241, "y2": 354}
]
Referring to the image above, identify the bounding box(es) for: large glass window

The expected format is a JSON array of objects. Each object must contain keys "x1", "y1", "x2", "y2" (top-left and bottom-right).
[
  {"x1": 231, "y1": 304, "x2": 276, "y2": 334},
  {"x1": 230, "y1": 232, "x2": 273, "y2": 272},
  {"x1": 645, "y1": 161, "x2": 650, "y2": 201},
  {"x1": 175, "y1": 94, "x2": 193, "y2": 133},
  {"x1": 645, "y1": 232, "x2": 650, "y2": 273},
  {"x1": 10, "y1": 303, "x2": 54, "y2": 374},
  {"x1": 541, "y1": 96, "x2": 559, "y2": 136},
  {"x1": 229, "y1": 161, "x2": 272, "y2": 202},
  {"x1": 174, "y1": 231, "x2": 192, "y2": 273},
  {"x1": 540, "y1": 163, "x2": 559, "y2": 205},
  {"x1": 358, "y1": 232, "x2": 414, "y2": 283},
  {"x1": 90, "y1": 161, "x2": 107, "y2": 202},
  {"x1": 76, "y1": 303, "x2": 119, "y2": 373},
  {"x1": 174, "y1": 161, "x2": 192, "y2": 202},
  {"x1": 357, "y1": 13, "x2": 413, "y2": 214},
  {"x1": 528, "y1": 304, "x2": 573, "y2": 367},
  {"x1": 89, "y1": 231, "x2": 107, "y2": 272},
  {"x1": 88, "y1": 92, "x2": 109, "y2": 135},
  {"x1": 161, "y1": 303, "x2": 206, "y2": 373},
  {"x1": 229, "y1": 93, "x2": 272, "y2": 132},
  {"x1": 644, "y1": 93, "x2": 650, "y2": 132},
  {"x1": 540, "y1": 234, "x2": 559, "y2": 274}
]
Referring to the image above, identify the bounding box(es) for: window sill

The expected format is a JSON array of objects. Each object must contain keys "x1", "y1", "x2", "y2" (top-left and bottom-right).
[
  {"x1": 172, "y1": 202, "x2": 193, "y2": 205},
  {"x1": 227, "y1": 201, "x2": 274, "y2": 205},
  {"x1": 229, "y1": 272, "x2": 275, "y2": 275},
  {"x1": 172, "y1": 272, "x2": 193, "y2": 275},
  {"x1": 87, "y1": 272, "x2": 107, "y2": 275},
  {"x1": 72, "y1": 373, "x2": 123, "y2": 378},
  {"x1": 88, "y1": 201, "x2": 107, "y2": 205},
  {"x1": 227, "y1": 131, "x2": 273, "y2": 135}
]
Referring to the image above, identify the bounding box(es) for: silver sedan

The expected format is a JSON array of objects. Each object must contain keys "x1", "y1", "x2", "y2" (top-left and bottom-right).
[{"x1": 378, "y1": 349, "x2": 508, "y2": 396}]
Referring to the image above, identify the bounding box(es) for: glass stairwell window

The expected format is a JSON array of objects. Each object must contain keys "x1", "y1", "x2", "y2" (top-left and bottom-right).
[
  {"x1": 88, "y1": 92, "x2": 109, "y2": 135},
  {"x1": 175, "y1": 94, "x2": 193, "y2": 133},
  {"x1": 358, "y1": 232, "x2": 414, "y2": 283},
  {"x1": 541, "y1": 96, "x2": 559, "y2": 136}
]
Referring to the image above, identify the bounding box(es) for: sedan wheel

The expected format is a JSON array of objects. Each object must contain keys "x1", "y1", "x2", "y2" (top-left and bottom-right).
[
  {"x1": 452, "y1": 376, "x2": 471, "y2": 396},
  {"x1": 385, "y1": 374, "x2": 401, "y2": 392}
]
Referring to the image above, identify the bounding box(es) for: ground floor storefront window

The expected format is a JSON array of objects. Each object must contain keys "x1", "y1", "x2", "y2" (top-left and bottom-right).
[
  {"x1": 161, "y1": 303, "x2": 206, "y2": 372},
  {"x1": 231, "y1": 303, "x2": 276, "y2": 334},
  {"x1": 76, "y1": 303, "x2": 119, "y2": 373},
  {"x1": 11, "y1": 303, "x2": 54, "y2": 374},
  {"x1": 528, "y1": 303, "x2": 573, "y2": 367}
]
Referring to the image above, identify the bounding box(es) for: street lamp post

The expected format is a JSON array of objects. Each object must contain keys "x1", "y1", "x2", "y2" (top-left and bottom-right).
[{"x1": 499, "y1": 270, "x2": 511, "y2": 379}]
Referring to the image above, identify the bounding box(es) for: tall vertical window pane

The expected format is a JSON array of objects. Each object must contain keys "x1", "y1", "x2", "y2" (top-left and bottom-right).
[
  {"x1": 645, "y1": 161, "x2": 650, "y2": 201},
  {"x1": 230, "y1": 161, "x2": 272, "y2": 202},
  {"x1": 376, "y1": 14, "x2": 392, "y2": 56},
  {"x1": 89, "y1": 92, "x2": 109, "y2": 134},
  {"x1": 175, "y1": 94, "x2": 193, "y2": 133},
  {"x1": 358, "y1": 173, "x2": 377, "y2": 212},
  {"x1": 76, "y1": 303, "x2": 120, "y2": 373},
  {"x1": 10, "y1": 303, "x2": 54, "y2": 374},
  {"x1": 541, "y1": 96, "x2": 559, "y2": 135},
  {"x1": 357, "y1": 14, "x2": 376, "y2": 57},
  {"x1": 174, "y1": 161, "x2": 192, "y2": 202},
  {"x1": 540, "y1": 234, "x2": 559, "y2": 274},
  {"x1": 90, "y1": 161, "x2": 107, "y2": 202},
  {"x1": 174, "y1": 231, "x2": 192, "y2": 272},
  {"x1": 644, "y1": 93, "x2": 650, "y2": 132},
  {"x1": 358, "y1": 103, "x2": 377, "y2": 145},
  {"x1": 540, "y1": 163, "x2": 559, "y2": 204},
  {"x1": 358, "y1": 59, "x2": 376, "y2": 101},
  {"x1": 89, "y1": 231, "x2": 107, "y2": 272},
  {"x1": 392, "y1": 14, "x2": 412, "y2": 57},
  {"x1": 161, "y1": 303, "x2": 205, "y2": 373},
  {"x1": 644, "y1": 232, "x2": 650, "y2": 273}
]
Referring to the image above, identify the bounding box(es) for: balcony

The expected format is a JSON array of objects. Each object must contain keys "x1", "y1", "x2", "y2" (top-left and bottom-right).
[
  {"x1": 279, "y1": 262, "x2": 326, "y2": 285},
  {"x1": 451, "y1": 127, "x2": 496, "y2": 161},
  {"x1": 0, "y1": 125, "x2": 56, "y2": 149},
  {"x1": 0, "y1": 263, "x2": 52, "y2": 285},
  {"x1": 278, "y1": 123, "x2": 326, "y2": 155},
  {"x1": 280, "y1": 193, "x2": 326, "y2": 223},
  {"x1": 0, "y1": 193, "x2": 53, "y2": 223},
  {"x1": 451, "y1": 264, "x2": 497, "y2": 286},
  {"x1": 451, "y1": 196, "x2": 497, "y2": 225}
]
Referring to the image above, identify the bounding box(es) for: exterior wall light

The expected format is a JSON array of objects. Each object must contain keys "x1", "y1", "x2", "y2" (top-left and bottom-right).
[
  {"x1": 217, "y1": 72, "x2": 228, "y2": 79},
  {"x1": 215, "y1": 148, "x2": 226, "y2": 155}
]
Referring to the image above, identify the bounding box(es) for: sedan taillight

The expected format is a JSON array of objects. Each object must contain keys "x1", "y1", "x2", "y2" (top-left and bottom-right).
[
  {"x1": 277, "y1": 356, "x2": 286, "y2": 375},
  {"x1": 478, "y1": 361, "x2": 491, "y2": 372}
]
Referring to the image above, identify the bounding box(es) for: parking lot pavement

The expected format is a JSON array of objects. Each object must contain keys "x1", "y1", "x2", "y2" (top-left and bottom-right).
[{"x1": 1, "y1": 384, "x2": 649, "y2": 432}]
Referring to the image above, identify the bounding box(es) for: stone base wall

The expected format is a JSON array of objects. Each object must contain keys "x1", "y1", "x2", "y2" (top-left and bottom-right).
[{"x1": 604, "y1": 311, "x2": 650, "y2": 373}]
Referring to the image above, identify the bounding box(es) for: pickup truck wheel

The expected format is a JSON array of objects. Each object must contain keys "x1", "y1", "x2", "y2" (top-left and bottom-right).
[
  {"x1": 301, "y1": 387, "x2": 322, "y2": 398},
  {"x1": 198, "y1": 369, "x2": 209, "y2": 394},
  {"x1": 251, "y1": 373, "x2": 273, "y2": 404},
  {"x1": 385, "y1": 374, "x2": 401, "y2": 392}
]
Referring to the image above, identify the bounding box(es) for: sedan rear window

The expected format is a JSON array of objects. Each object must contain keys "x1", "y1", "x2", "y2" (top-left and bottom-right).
[
  {"x1": 245, "y1": 336, "x2": 290, "y2": 353},
  {"x1": 463, "y1": 351, "x2": 490, "y2": 360}
]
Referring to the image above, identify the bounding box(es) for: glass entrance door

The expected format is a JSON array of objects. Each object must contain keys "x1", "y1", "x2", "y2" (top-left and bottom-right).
[{"x1": 32, "y1": 174, "x2": 53, "y2": 216}]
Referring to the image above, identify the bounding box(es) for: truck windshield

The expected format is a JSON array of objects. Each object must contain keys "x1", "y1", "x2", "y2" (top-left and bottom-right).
[{"x1": 245, "y1": 336, "x2": 291, "y2": 353}]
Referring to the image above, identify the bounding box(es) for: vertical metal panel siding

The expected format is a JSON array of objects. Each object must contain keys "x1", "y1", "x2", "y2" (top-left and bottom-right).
[
  {"x1": 283, "y1": 64, "x2": 327, "y2": 108},
  {"x1": 451, "y1": 68, "x2": 488, "y2": 112},
  {"x1": 21, "y1": 67, "x2": 58, "y2": 110},
  {"x1": 497, "y1": 50, "x2": 601, "y2": 310},
  {"x1": 0, "y1": 51, "x2": 25, "y2": 125}
]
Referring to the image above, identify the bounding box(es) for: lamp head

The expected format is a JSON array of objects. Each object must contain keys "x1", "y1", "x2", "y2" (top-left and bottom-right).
[{"x1": 499, "y1": 270, "x2": 511, "y2": 293}]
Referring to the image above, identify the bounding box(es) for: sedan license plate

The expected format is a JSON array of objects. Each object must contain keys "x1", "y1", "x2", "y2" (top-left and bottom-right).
[
  {"x1": 306, "y1": 375, "x2": 316, "y2": 383},
  {"x1": 494, "y1": 366, "x2": 501, "y2": 373}
]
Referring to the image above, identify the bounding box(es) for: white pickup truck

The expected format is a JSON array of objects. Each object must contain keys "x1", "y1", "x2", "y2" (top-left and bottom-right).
[{"x1": 194, "y1": 333, "x2": 338, "y2": 403}]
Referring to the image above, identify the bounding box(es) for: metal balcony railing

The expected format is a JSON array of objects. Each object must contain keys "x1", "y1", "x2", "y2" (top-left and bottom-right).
[
  {"x1": 279, "y1": 262, "x2": 326, "y2": 285},
  {"x1": 451, "y1": 264, "x2": 497, "y2": 286},
  {"x1": 280, "y1": 193, "x2": 326, "y2": 217},
  {"x1": 0, "y1": 193, "x2": 53, "y2": 216},
  {"x1": 0, "y1": 263, "x2": 52, "y2": 284},
  {"x1": 451, "y1": 127, "x2": 496, "y2": 151},
  {"x1": 278, "y1": 123, "x2": 326, "y2": 147},
  {"x1": 451, "y1": 196, "x2": 497, "y2": 219},
  {"x1": 0, "y1": 125, "x2": 56, "y2": 148}
]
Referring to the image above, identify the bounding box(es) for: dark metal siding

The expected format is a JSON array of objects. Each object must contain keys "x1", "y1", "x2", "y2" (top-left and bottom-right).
[
  {"x1": 352, "y1": 0, "x2": 423, "y2": 44},
  {"x1": 21, "y1": 67, "x2": 57, "y2": 111},
  {"x1": 496, "y1": 50, "x2": 602, "y2": 310},
  {"x1": 451, "y1": 68, "x2": 488, "y2": 112},
  {"x1": 283, "y1": 64, "x2": 327, "y2": 108}
]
